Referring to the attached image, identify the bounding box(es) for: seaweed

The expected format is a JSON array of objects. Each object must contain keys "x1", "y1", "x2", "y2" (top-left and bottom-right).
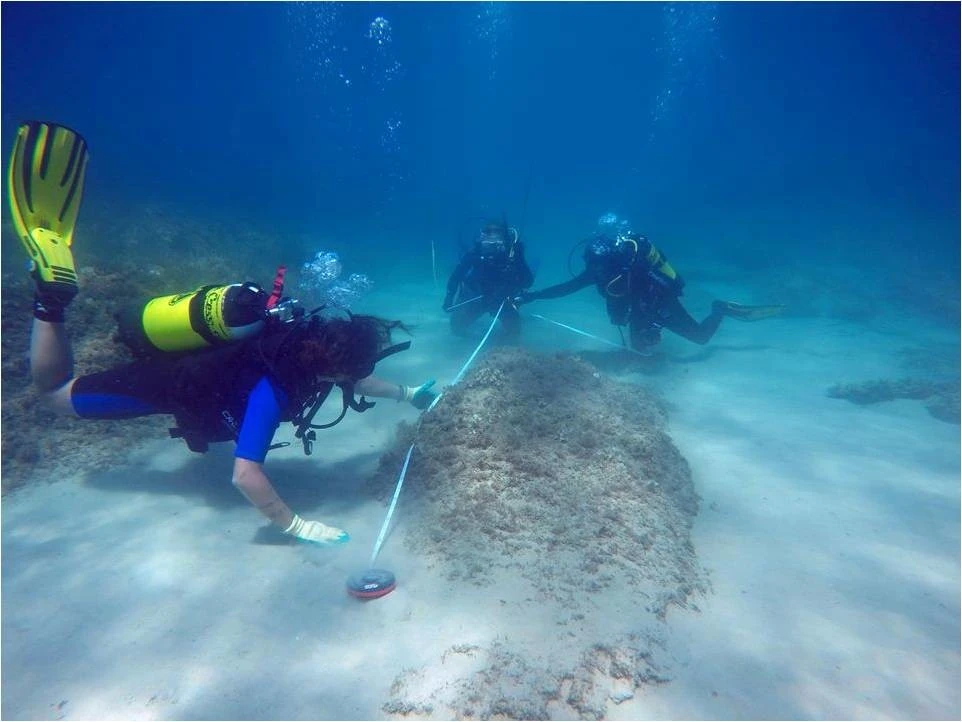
[{"x1": 827, "y1": 377, "x2": 960, "y2": 424}]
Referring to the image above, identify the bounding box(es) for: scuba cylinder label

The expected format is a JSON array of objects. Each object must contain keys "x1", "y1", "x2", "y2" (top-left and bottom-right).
[
  {"x1": 116, "y1": 283, "x2": 268, "y2": 356},
  {"x1": 201, "y1": 284, "x2": 233, "y2": 343}
]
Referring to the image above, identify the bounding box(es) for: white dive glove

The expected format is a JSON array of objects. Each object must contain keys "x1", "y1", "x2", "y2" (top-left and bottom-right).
[
  {"x1": 283, "y1": 514, "x2": 349, "y2": 545},
  {"x1": 401, "y1": 379, "x2": 437, "y2": 410}
]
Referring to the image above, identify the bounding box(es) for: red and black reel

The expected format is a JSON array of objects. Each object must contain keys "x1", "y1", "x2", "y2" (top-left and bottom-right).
[{"x1": 346, "y1": 568, "x2": 396, "y2": 600}]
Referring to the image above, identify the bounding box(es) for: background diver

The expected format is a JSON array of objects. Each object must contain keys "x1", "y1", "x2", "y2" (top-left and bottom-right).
[
  {"x1": 443, "y1": 218, "x2": 535, "y2": 343},
  {"x1": 518, "y1": 227, "x2": 784, "y2": 352},
  {"x1": 10, "y1": 120, "x2": 437, "y2": 546}
]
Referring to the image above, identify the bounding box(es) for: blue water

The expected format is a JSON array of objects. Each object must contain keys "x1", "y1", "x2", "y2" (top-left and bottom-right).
[
  {"x1": 2, "y1": 2, "x2": 958, "y2": 287},
  {"x1": 2, "y1": 5, "x2": 960, "y2": 719}
]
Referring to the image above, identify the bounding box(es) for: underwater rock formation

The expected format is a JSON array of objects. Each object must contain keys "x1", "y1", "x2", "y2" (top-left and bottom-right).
[
  {"x1": 385, "y1": 636, "x2": 670, "y2": 720},
  {"x1": 371, "y1": 348, "x2": 702, "y2": 605},
  {"x1": 827, "y1": 377, "x2": 960, "y2": 424},
  {"x1": 369, "y1": 348, "x2": 706, "y2": 718}
]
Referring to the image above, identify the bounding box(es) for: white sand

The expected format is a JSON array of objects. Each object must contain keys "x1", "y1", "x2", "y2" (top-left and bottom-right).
[{"x1": 2, "y1": 279, "x2": 958, "y2": 720}]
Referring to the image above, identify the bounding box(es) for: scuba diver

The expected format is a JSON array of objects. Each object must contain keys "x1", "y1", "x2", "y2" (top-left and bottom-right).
[
  {"x1": 518, "y1": 227, "x2": 784, "y2": 352},
  {"x1": 9, "y1": 120, "x2": 437, "y2": 546},
  {"x1": 443, "y1": 219, "x2": 534, "y2": 343}
]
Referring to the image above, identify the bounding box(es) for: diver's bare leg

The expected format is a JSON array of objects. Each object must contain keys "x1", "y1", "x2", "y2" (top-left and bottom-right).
[{"x1": 30, "y1": 319, "x2": 77, "y2": 413}]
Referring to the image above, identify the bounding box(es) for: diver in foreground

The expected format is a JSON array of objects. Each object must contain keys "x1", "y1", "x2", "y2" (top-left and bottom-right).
[
  {"x1": 10, "y1": 120, "x2": 437, "y2": 545},
  {"x1": 518, "y1": 227, "x2": 784, "y2": 352}
]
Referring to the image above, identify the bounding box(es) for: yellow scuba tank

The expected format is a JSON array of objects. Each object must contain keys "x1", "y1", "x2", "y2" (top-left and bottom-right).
[
  {"x1": 116, "y1": 282, "x2": 269, "y2": 356},
  {"x1": 643, "y1": 242, "x2": 680, "y2": 284}
]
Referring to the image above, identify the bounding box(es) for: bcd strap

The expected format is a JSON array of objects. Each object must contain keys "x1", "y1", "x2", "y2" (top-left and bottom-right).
[
  {"x1": 293, "y1": 382, "x2": 378, "y2": 455},
  {"x1": 290, "y1": 341, "x2": 412, "y2": 455},
  {"x1": 293, "y1": 382, "x2": 334, "y2": 455}
]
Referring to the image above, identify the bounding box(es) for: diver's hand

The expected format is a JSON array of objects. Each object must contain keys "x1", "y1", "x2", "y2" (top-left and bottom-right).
[
  {"x1": 283, "y1": 514, "x2": 349, "y2": 545},
  {"x1": 402, "y1": 379, "x2": 438, "y2": 410}
]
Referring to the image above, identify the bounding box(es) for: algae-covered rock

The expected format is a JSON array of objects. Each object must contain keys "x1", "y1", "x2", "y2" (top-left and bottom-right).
[
  {"x1": 370, "y1": 348, "x2": 702, "y2": 607},
  {"x1": 0, "y1": 266, "x2": 173, "y2": 493},
  {"x1": 371, "y1": 349, "x2": 705, "y2": 719},
  {"x1": 827, "y1": 377, "x2": 960, "y2": 424}
]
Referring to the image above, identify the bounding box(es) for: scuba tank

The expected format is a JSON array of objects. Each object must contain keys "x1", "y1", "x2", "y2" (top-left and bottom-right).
[
  {"x1": 116, "y1": 267, "x2": 299, "y2": 357},
  {"x1": 116, "y1": 282, "x2": 268, "y2": 356},
  {"x1": 115, "y1": 266, "x2": 412, "y2": 457}
]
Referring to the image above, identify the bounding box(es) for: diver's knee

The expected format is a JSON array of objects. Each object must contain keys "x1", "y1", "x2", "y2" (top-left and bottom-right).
[
  {"x1": 632, "y1": 327, "x2": 661, "y2": 349},
  {"x1": 37, "y1": 379, "x2": 78, "y2": 416}
]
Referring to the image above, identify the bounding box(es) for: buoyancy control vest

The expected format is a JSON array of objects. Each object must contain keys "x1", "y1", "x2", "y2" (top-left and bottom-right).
[
  {"x1": 113, "y1": 271, "x2": 406, "y2": 454},
  {"x1": 599, "y1": 235, "x2": 684, "y2": 300},
  {"x1": 162, "y1": 338, "x2": 304, "y2": 453},
  {"x1": 587, "y1": 235, "x2": 684, "y2": 327}
]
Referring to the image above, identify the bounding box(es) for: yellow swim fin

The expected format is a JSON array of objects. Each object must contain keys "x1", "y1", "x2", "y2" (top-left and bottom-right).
[
  {"x1": 714, "y1": 301, "x2": 786, "y2": 321},
  {"x1": 7, "y1": 121, "x2": 89, "y2": 303}
]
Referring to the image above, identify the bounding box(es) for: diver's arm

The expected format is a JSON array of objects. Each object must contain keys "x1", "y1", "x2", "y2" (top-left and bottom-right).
[
  {"x1": 525, "y1": 271, "x2": 594, "y2": 301},
  {"x1": 232, "y1": 457, "x2": 294, "y2": 528},
  {"x1": 357, "y1": 375, "x2": 438, "y2": 410},
  {"x1": 356, "y1": 375, "x2": 406, "y2": 400},
  {"x1": 232, "y1": 458, "x2": 348, "y2": 543},
  {"x1": 231, "y1": 378, "x2": 347, "y2": 543}
]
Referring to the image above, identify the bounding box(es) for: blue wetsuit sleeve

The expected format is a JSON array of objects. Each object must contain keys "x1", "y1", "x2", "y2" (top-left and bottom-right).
[{"x1": 235, "y1": 377, "x2": 288, "y2": 463}]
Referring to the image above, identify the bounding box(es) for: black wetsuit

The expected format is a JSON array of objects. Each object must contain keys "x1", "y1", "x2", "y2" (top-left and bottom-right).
[
  {"x1": 444, "y1": 243, "x2": 534, "y2": 341},
  {"x1": 526, "y1": 237, "x2": 723, "y2": 350}
]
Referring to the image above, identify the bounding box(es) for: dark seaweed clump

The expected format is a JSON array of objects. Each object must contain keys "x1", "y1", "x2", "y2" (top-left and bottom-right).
[{"x1": 828, "y1": 378, "x2": 960, "y2": 424}]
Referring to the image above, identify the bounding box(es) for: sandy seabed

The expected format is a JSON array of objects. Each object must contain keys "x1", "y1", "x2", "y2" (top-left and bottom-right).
[{"x1": 2, "y1": 278, "x2": 959, "y2": 720}]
